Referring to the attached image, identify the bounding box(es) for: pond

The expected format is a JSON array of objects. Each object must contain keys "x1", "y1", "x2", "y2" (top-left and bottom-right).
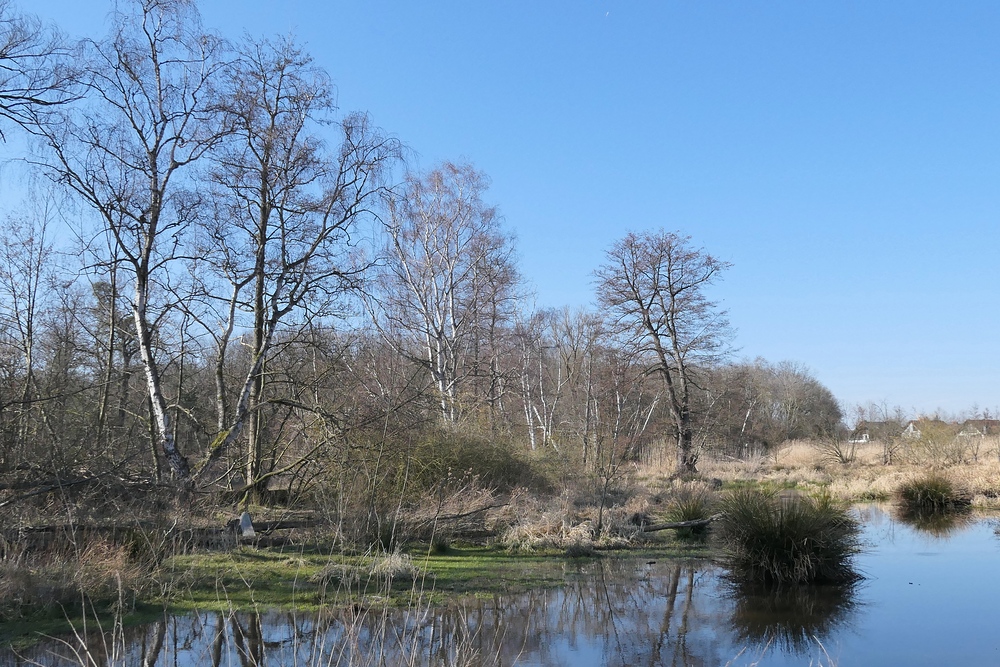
[{"x1": 5, "y1": 505, "x2": 1000, "y2": 666}]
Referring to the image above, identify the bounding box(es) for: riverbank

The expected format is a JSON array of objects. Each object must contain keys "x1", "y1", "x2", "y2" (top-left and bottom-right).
[{"x1": 1, "y1": 534, "x2": 710, "y2": 648}]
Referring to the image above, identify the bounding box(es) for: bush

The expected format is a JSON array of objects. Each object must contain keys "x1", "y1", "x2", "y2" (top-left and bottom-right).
[
  {"x1": 813, "y1": 438, "x2": 857, "y2": 465},
  {"x1": 897, "y1": 474, "x2": 971, "y2": 512},
  {"x1": 715, "y1": 489, "x2": 861, "y2": 586},
  {"x1": 409, "y1": 429, "x2": 550, "y2": 494}
]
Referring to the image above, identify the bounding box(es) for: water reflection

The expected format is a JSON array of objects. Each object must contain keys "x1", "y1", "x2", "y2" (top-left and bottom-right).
[
  {"x1": 728, "y1": 582, "x2": 859, "y2": 653},
  {"x1": 9, "y1": 558, "x2": 860, "y2": 667},
  {"x1": 892, "y1": 506, "x2": 973, "y2": 538}
]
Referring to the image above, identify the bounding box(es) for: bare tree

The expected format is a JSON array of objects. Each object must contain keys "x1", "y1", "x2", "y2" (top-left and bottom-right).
[
  {"x1": 596, "y1": 230, "x2": 731, "y2": 473},
  {"x1": 30, "y1": 0, "x2": 229, "y2": 482},
  {"x1": 588, "y1": 342, "x2": 661, "y2": 534},
  {"x1": 371, "y1": 162, "x2": 520, "y2": 424},
  {"x1": 0, "y1": 0, "x2": 73, "y2": 137},
  {"x1": 0, "y1": 195, "x2": 56, "y2": 467},
  {"x1": 515, "y1": 307, "x2": 603, "y2": 452},
  {"x1": 193, "y1": 36, "x2": 400, "y2": 495}
]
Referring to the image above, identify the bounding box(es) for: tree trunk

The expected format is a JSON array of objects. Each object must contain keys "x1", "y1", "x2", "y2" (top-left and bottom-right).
[{"x1": 133, "y1": 292, "x2": 190, "y2": 481}]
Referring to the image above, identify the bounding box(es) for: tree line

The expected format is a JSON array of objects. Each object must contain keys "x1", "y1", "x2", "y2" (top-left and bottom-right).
[{"x1": 0, "y1": 0, "x2": 841, "y2": 519}]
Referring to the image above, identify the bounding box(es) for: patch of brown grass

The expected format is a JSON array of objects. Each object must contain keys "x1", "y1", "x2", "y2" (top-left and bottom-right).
[
  {"x1": 0, "y1": 537, "x2": 152, "y2": 621},
  {"x1": 498, "y1": 485, "x2": 649, "y2": 554},
  {"x1": 665, "y1": 439, "x2": 1000, "y2": 506}
]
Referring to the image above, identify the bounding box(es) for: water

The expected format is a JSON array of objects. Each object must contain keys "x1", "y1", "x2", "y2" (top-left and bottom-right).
[{"x1": 6, "y1": 505, "x2": 1000, "y2": 666}]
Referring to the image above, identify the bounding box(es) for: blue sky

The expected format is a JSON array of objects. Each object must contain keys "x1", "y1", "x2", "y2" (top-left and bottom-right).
[{"x1": 25, "y1": 1, "x2": 1000, "y2": 418}]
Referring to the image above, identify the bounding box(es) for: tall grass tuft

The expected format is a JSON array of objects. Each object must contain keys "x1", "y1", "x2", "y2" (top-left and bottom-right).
[
  {"x1": 666, "y1": 482, "x2": 717, "y2": 538},
  {"x1": 897, "y1": 474, "x2": 971, "y2": 512},
  {"x1": 715, "y1": 489, "x2": 861, "y2": 586}
]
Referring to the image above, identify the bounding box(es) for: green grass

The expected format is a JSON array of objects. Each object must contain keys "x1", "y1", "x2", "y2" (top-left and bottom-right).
[
  {"x1": 156, "y1": 541, "x2": 706, "y2": 612},
  {"x1": 715, "y1": 489, "x2": 862, "y2": 586}
]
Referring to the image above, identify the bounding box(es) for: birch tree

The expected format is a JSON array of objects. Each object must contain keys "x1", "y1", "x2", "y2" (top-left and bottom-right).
[
  {"x1": 371, "y1": 162, "x2": 520, "y2": 424},
  {"x1": 0, "y1": 0, "x2": 73, "y2": 137},
  {"x1": 30, "y1": 0, "x2": 228, "y2": 482},
  {"x1": 194, "y1": 37, "x2": 399, "y2": 495}
]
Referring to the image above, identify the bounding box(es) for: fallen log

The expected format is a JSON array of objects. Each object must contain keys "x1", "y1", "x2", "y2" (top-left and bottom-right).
[
  {"x1": 250, "y1": 519, "x2": 321, "y2": 532},
  {"x1": 642, "y1": 513, "x2": 722, "y2": 533}
]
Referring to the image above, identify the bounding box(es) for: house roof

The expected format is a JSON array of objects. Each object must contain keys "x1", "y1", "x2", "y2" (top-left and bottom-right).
[
  {"x1": 849, "y1": 420, "x2": 901, "y2": 440},
  {"x1": 959, "y1": 419, "x2": 1000, "y2": 436},
  {"x1": 903, "y1": 419, "x2": 961, "y2": 439}
]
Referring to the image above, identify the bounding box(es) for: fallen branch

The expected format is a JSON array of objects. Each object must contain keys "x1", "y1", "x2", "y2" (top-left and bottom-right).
[
  {"x1": 0, "y1": 477, "x2": 95, "y2": 508},
  {"x1": 434, "y1": 501, "x2": 510, "y2": 523},
  {"x1": 642, "y1": 513, "x2": 722, "y2": 532}
]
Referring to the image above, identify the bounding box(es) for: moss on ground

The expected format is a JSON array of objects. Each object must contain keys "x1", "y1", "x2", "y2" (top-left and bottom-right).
[{"x1": 157, "y1": 535, "x2": 708, "y2": 612}]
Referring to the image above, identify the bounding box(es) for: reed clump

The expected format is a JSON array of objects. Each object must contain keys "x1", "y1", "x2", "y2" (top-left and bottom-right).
[
  {"x1": 715, "y1": 489, "x2": 861, "y2": 586},
  {"x1": 665, "y1": 482, "x2": 717, "y2": 538},
  {"x1": 897, "y1": 474, "x2": 971, "y2": 511}
]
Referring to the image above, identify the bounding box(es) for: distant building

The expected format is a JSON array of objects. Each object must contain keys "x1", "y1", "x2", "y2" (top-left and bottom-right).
[
  {"x1": 848, "y1": 420, "x2": 900, "y2": 443},
  {"x1": 957, "y1": 419, "x2": 1000, "y2": 438},
  {"x1": 902, "y1": 419, "x2": 957, "y2": 440}
]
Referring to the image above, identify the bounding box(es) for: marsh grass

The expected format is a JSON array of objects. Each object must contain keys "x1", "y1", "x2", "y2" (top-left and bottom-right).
[
  {"x1": 690, "y1": 440, "x2": 1000, "y2": 509},
  {"x1": 666, "y1": 482, "x2": 717, "y2": 538},
  {"x1": 897, "y1": 474, "x2": 971, "y2": 511},
  {"x1": 716, "y1": 489, "x2": 861, "y2": 586},
  {"x1": 498, "y1": 488, "x2": 649, "y2": 554},
  {"x1": 0, "y1": 537, "x2": 153, "y2": 625}
]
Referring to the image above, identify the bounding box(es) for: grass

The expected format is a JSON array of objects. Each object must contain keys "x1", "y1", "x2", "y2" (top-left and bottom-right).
[
  {"x1": 715, "y1": 489, "x2": 862, "y2": 586},
  {"x1": 897, "y1": 473, "x2": 971, "y2": 511},
  {"x1": 665, "y1": 481, "x2": 717, "y2": 538},
  {"x1": 687, "y1": 439, "x2": 1000, "y2": 509},
  {"x1": 0, "y1": 537, "x2": 155, "y2": 635}
]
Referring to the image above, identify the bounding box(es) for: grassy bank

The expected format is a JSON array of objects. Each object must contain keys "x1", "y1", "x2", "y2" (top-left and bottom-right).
[{"x1": 682, "y1": 440, "x2": 1000, "y2": 508}]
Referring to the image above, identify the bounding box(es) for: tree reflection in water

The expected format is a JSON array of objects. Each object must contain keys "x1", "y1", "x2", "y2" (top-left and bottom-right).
[{"x1": 8, "y1": 558, "x2": 861, "y2": 667}]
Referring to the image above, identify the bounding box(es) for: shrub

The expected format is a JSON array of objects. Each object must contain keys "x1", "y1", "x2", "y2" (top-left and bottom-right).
[
  {"x1": 897, "y1": 474, "x2": 971, "y2": 512},
  {"x1": 409, "y1": 430, "x2": 550, "y2": 494},
  {"x1": 813, "y1": 438, "x2": 857, "y2": 465},
  {"x1": 715, "y1": 489, "x2": 861, "y2": 586}
]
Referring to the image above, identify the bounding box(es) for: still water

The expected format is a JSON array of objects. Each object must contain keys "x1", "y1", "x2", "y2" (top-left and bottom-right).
[{"x1": 7, "y1": 505, "x2": 1000, "y2": 666}]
